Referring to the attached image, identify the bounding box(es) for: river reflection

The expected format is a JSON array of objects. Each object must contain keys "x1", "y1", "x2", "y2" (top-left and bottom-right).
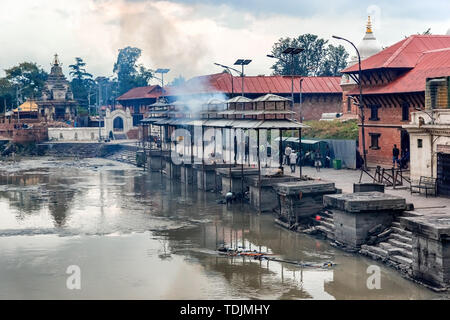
[{"x1": 0, "y1": 158, "x2": 445, "y2": 299}]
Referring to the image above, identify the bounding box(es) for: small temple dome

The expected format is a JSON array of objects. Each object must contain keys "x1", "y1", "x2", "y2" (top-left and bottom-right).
[{"x1": 357, "y1": 16, "x2": 382, "y2": 59}]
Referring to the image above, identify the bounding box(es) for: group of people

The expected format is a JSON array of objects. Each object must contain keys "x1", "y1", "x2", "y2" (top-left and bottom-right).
[
  {"x1": 392, "y1": 144, "x2": 410, "y2": 169},
  {"x1": 284, "y1": 145, "x2": 329, "y2": 173}
]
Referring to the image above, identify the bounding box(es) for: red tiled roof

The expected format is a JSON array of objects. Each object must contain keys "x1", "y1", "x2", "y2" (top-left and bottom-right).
[
  {"x1": 117, "y1": 73, "x2": 342, "y2": 101},
  {"x1": 116, "y1": 85, "x2": 162, "y2": 100},
  {"x1": 165, "y1": 73, "x2": 342, "y2": 96},
  {"x1": 342, "y1": 35, "x2": 450, "y2": 73},
  {"x1": 348, "y1": 47, "x2": 450, "y2": 95}
]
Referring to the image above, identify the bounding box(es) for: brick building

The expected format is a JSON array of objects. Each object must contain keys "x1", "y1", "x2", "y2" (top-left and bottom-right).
[
  {"x1": 341, "y1": 35, "x2": 450, "y2": 166},
  {"x1": 116, "y1": 73, "x2": 343, "y2": 122}
]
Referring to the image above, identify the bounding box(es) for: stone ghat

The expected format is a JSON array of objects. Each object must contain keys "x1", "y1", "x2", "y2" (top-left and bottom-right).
[
  {"x1": 322, "y1": 192, "x2": 406, "y2": 250},
  {"x1": 400, "y1": 214, "x2": 450, "y2": 291},
  {"x1": 274, "y1": 180, "x2": 340, "y2": 226}
]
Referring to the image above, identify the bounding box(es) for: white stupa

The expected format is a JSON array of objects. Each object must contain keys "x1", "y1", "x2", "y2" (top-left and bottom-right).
[
  {"x1": 341, "y1": 16, "x2": 382, "y2": 86},
  {"x1": 446, "y1": 28, "x2": 450, "y2": 35}
]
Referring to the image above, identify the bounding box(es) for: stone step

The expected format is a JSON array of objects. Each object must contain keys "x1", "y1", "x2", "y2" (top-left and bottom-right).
[
  {"x1": 318, "y1": 220, "x2": 335, "y2": 230},
  {"x1": 320, "y1": 216, "x2": 334, "y2": 224},
  {"x1": 316, "y1": 225, "x2": 334, "y2": 239},
  {"x1": 320, "y1": 210, "x2": 333, "y2": 219},
  {"x1": 391, "y1": 233, "x2": 412, "y2": 244},
  {"x1": 391, "y1": 226, "x2": 413, "y2": 238},
  {"x1": 361, "y1": 245, "x2": 388, "y2": 258},
  {"x1": 386, "y1": 247, "x2": 412, "y2": 259},
  {"x1": 390, "y1": 254, "x2": 413, "y2": 266},
  {"x1": 388, "y1": 238, "x2": 413, "y2": 251},
  {"x1": 392, "y1": 221, "x2": 401, "y2": 228},
  {"x1": 379, "y1": 242, "x2": 393, "y2": 250}
]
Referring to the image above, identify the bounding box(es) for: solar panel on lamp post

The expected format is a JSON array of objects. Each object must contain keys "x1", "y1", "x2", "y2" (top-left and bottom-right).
[
  {"x1": 155, "y1": 68, "x2": 170, "y2": 102},
  {"x1": 332, "y1": 35, "x2": 367, "y2": 170},
  {"x1": 267, "y1": 47, "x2": 304, "y2": 109},
  {"x1": 233, "y1": 59, "x2": 252, "y2": 97}
]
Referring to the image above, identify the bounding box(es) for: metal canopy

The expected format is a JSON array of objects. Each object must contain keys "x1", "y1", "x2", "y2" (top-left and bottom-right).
[
  {"x1": 218, "y1": 110, "x2": 295, "y2": 115},
  {"x1": 231, "y1": 120, "x2": 263, "y2": 129},
  {"x1": 203, "y1": 119, "x2": 235, "y2": 128},
  {"x1": 206, "y1": 98, "x2": 225, "y2": 105},
  {"x1": 255, "y1": 119, "x2": 309, "y2": 129},
  {"x1": 226, "y1": 96, "x2": 253, "y2": 104},
  {"x1": 252, "y1": 94, "x2": 291, "y2": 102}
]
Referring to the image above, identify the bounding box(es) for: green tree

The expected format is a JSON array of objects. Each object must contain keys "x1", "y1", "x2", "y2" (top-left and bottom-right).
[
  {"x1": 69, "y1": 57, "x2": 94, "y2": 106},
  {"x1": 0, "y1": 78, "x2": 14, "y2": 113},
  {"x1": 3, "y1": 62, "x2": 48, "y2": 104},
  {"x1": 269, "y1": 34, "x2": 349, "y2": 76},
  {"x1": 113, "y1": 46, "x2": 153, "y2": 95},
  {"x1": 319, "y1": 44, "x2": 349, "y2": 76}
]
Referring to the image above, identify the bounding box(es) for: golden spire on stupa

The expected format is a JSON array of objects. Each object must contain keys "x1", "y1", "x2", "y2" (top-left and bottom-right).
[{"x1": 366, "y1": 16, "x2": 373, "y2": 33}]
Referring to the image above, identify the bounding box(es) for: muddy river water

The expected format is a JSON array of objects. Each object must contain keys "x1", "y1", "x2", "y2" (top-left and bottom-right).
[{"x1": 0, "y1": 157, "x2": 446, "y2": 299}]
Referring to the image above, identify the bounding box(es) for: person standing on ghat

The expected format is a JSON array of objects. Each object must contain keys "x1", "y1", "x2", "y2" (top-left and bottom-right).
[
  {"x1": 314, "y1": 149, "x2": 322, "y2": 172},
  {"x1": 289, "y1": 151, "x2": 297, "y2": 173},
  {"x1": 284, "y1": 145, "x2": 292, "y2": 166},
  {"x1": 392, "y1": 144, "x2": 400, "y2": 168}
]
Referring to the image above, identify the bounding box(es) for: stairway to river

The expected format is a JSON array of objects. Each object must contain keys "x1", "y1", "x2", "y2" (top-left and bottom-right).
[
  {"x1": 360, "y1": 219, "x2": 413, "y2": 275},
  {"x1": 313, "y1": 211, "x2": 413, "y2": 275}
]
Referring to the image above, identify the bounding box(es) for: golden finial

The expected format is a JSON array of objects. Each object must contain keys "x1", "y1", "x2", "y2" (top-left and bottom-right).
[{"x1": 366, "y1": 16, "x2": 373, "y2": 33}]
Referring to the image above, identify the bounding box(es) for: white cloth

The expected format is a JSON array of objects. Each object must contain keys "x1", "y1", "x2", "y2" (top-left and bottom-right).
[
  {"x1": 285, "y1": 146, "x2": 292, "y2": 156},
  {"x1": 290, "y1": 152, "x2": 297, "y2": 164}
]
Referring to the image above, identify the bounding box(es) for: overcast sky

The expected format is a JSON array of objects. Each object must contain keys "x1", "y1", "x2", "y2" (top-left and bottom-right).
[{"x1": 1, "y1": 0, "x2": 449, "y2": 83}]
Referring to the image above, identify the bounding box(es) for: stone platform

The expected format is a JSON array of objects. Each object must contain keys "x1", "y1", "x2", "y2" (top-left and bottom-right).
[
  {"x1": 401, "y1": 214, "x2": 450, "y2": 290},
  {"x1": 245, "y1": 175, "x2": 300, "y2": 212},
  {"x1": 274, "y1": 179, "x2": 339, "y2": 225},
  {"x1": 324, "y1": 192, "x2": 406, "y2": 250},
  {"x1": 216, "y1": 167, "x2": 260, "y2": 196},
  {"x1": 194, "y1": 163, "x2": 230, "y2": 191}
]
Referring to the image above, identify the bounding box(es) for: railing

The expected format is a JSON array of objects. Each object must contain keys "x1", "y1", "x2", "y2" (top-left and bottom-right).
[{"x1": 359, "y1": 166, "x2": 410, "y2": 189}]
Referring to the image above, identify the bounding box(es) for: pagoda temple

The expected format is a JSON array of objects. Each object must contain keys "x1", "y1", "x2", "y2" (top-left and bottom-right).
[{"x1": 37, "y1": 54, "x2": 77, "y2": 122}]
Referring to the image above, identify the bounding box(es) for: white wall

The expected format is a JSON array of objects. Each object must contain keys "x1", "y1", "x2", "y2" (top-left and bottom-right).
[{"x1": 48, "y1": 128, "x2": 106, "y2": 141}]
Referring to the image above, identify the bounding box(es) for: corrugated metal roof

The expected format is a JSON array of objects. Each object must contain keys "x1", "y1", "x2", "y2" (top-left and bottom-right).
[
  {"x1": 255, "y1": 119, "x2": 309, "y2": 129},
  {"x1": 342, "y1": 35, "x2": 450, "y2": 73},
  {"x1": 348, "y1": 47, "x2": 450, "y2": 95},
  {"x1": 203, "y1": 119, "x2": 235, "y2": 128},
  {"x1": 119, "y1": 74, "x2": 342, "y2": 101},
  {"x1": 218, "y1": 110, "x2": 295, "y2": 115},
  {"x1": 231, "y1": 120, "x2": 263, "y2": 129}
]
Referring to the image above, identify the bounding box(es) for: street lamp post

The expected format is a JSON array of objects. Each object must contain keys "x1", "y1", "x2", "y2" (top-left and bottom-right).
[
  {"x1": 155, "y1": 68, "x2": 170, "y2": 102},
  {"x1": 234, "y1": 59, "x2": 252, "y2": 97},
  {"x1": 332, "y1": 35, "x2": 367, "y2": 170},
  {"x1": 267, "y1": 47, "x2": 303, "y2": 108},
  {"x1": 214, "y1": 63, "x2": 238, "y2": 97}
]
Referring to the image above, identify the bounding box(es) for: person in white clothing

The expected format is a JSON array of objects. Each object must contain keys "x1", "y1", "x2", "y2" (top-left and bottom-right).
[
  {"x1": 285, "y1": 146, "x2": 292, "y2": 165},
  {"x1": 289, "y1": 151, "x2": 297, "y2": 173}
]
